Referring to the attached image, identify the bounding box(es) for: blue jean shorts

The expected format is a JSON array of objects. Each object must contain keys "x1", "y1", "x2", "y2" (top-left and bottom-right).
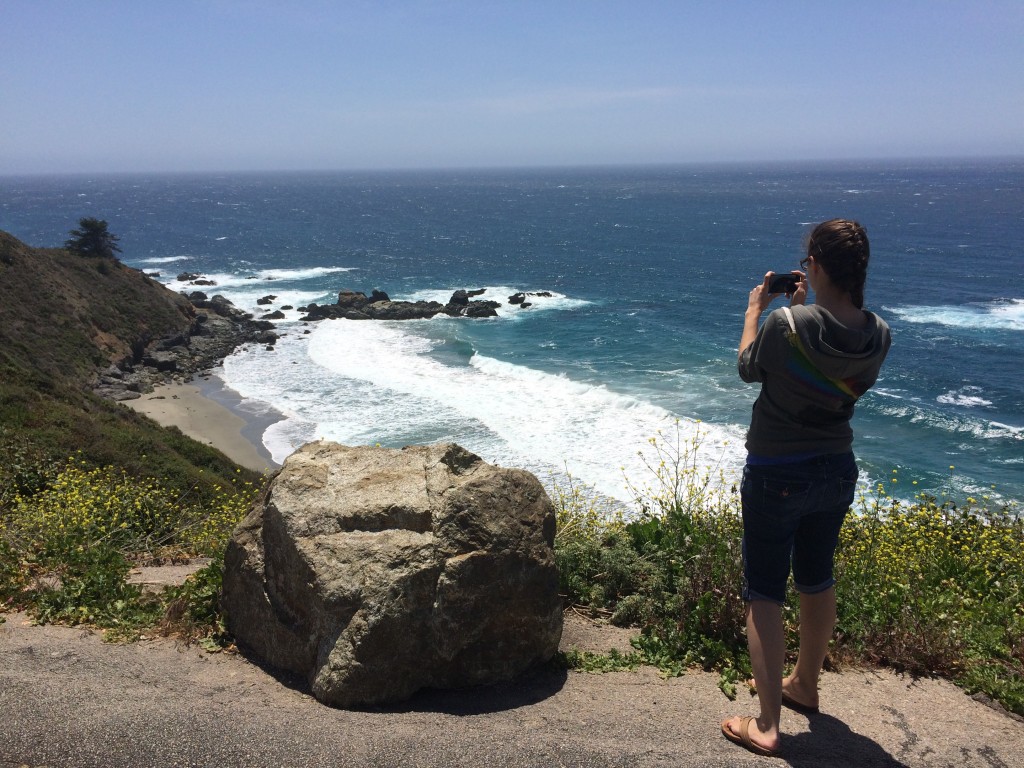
[{"x1": 741, "y1": 452, "x2": 858, "y2": 604}]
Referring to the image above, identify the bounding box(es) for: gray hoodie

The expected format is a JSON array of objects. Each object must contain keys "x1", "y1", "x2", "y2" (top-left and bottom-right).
[{"x1": 738, "y1": 303, "x2": 892, "y2": 457}]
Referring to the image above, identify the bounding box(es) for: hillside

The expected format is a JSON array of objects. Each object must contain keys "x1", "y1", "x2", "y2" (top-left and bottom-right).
[
  {"x1": 0, "y1": 230, "x2": 194, "y2": 381},
  {"x1": 0, "y1": 229, "x2": 264, "y2": 498}
]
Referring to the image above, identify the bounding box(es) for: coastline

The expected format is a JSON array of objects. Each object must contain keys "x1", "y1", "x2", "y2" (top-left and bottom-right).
[{"x1": 123, "y1": 374, "x2": 281, "y2": 473}]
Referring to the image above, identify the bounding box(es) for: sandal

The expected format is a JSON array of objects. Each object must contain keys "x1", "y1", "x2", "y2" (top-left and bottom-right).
[
  {"x1": 721, "y1": 716, "x2": 780, "y2": 758},
  {"x1": 747, "y1": 678, "x2": 820, "y2": 714},
  {"x1": 781, "y1": 691, "x2": 820, "y2": 715}
]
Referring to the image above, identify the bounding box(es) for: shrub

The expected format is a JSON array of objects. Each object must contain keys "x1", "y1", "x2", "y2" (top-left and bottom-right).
[
  {"x1": 0, "y1": 455, "x2": 258, "y2": 638},
  {"x1": 553, "y1": 426, "x2": 1024, "y2": 714},
  {"x1": 555, "y1": 424, "x2": 750, "y2": 692},
  {"x1": 160, "y1": 555, "x2": 233, "y2": 651},
  {"x1": 835, "y1": 476, "x2": 1023, "y2": 712}
]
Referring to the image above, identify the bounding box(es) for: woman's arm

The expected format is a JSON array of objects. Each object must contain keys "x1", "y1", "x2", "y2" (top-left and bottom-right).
[
  {"x1": 739, "y1": 273, "x2": 772, "y2": 359},
  {"x1": 738, "y1": 271, "x2": 807, "y2": 360}
]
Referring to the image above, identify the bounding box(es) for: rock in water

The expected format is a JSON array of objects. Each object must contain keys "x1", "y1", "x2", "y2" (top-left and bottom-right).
[{"x1": 222, "y1": 441, "x2": 562, "y2": 708}]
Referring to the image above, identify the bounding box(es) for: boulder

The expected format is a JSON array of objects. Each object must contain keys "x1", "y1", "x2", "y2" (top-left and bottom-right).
[
  {"x1": 222, "y1": 442, "x2": 562, "y2": 708},
  {"x1": 141, "y1": 350, "x2": 178, "y2": 372},
  {"x1": 336, "y1": 290, "x2": 368, "y2": 308},
  {"x1": 452, "y1": 300, "x2": 501, "y2": 318}
]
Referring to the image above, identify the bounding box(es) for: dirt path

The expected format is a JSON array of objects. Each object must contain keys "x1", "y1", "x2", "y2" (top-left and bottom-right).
[
  {"x1": 2, "y1": 568, "x2": 1022, "y2": 768},
  {"x1": 4, "y1": 615, "x2": 1021, "y2": 768}
]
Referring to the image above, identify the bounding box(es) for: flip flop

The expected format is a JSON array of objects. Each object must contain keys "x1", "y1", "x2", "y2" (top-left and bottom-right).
[
  {"x1": 781, "y1": 691, "x2": 820, "y2": 715},
  {"x1": 721, "y1": 716, "x2": 780, "y2": 758},
  {"x1": 747, "y1": 678, "x2": 820, "y2": 715}
]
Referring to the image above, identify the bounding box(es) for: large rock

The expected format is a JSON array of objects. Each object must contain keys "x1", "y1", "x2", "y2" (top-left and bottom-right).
[{"x1": 222, "y1": 441, "x2": 562, "y2": 708}]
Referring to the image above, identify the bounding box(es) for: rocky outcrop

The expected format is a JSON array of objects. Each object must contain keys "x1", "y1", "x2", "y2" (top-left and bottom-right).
[
  {"x1": 222, "y1": 441, "x2": 562, "y2": 708},
  {"x1": 92, "y1": 293, "x2": 274, "y2": 401},
  {"x1": 299, "y1": 288, "x2": 500, "y2": 322},
  {"x1": 509, "y1": 291, "x2": 553, "y2": 308}
]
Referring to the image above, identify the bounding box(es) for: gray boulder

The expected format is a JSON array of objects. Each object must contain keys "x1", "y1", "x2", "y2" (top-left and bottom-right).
[{"x1": 222, "y1": 441, "x2": 562, "y2": 708}]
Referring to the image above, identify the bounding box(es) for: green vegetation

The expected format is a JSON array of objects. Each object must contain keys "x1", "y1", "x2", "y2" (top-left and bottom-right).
[
  {"x1": 0, "y1": 454, "x2": 257, "y2": 644},
  {"x1": 0, "y1": 228, "x2": 262, "y2": 503},
  {"x1": 1, "y1": 229, "x2": 193, "y2": 381},
  {"x1": 65, "y1": 217, "x2": 122, "y2": 260},
  {"x1": 835, "y1": 476, "x2": 1024, "y2": 714},
  {"x1": 554, "y1": 425, "x2": 1024, "y2": 716},
  {"x1": 0, "y1": 227, "x2": 265, "y2": 643}
]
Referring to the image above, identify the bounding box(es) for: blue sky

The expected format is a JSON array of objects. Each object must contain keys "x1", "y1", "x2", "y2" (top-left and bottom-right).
[{"x1": 3, "y1": 1, "x2": 1022, "y2": 173}]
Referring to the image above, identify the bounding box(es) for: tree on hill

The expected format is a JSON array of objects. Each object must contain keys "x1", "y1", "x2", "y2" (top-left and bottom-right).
[{"x1": 65, "y1": 217, "x2": 122, "y2": 259}]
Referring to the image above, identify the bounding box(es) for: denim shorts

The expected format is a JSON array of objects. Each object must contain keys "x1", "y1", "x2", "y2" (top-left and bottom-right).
[{"x1": 741, "y1": 452, "x2": 858, "y2": 604}]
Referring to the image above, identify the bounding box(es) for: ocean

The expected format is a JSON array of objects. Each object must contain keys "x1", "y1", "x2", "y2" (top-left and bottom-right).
[{"x1": 2, "y1": 159, "x2": 1022, "y2": 507}]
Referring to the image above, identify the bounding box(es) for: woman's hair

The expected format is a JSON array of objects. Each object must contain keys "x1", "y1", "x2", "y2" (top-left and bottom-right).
[{"x1": 807, "y1": 219, "x2": 870, "y2": 309}]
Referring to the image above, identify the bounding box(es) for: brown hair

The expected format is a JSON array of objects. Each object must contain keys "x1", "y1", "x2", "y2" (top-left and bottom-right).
[{"x1": 807, "y1": 219, "x2": 870, "y2": 309}]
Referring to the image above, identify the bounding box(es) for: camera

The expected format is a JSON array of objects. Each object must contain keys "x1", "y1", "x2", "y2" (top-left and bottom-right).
[{"x1": 768, "y1": 273, "x2": 800, "y2": 294}]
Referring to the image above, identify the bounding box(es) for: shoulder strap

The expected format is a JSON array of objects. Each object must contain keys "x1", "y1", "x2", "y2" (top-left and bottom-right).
[{"x1": 782, "y1": 306, "x2": 797, "y2": 335}]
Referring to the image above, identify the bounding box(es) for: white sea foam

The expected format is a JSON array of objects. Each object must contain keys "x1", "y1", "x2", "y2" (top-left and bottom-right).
[
  {"x1": 134, "y1": 255, "x2": 192, "y2": 265},
  {"x1": 886, "y1": 299, "x2": 1024, "y2": 332},
  {"x1": 221, "y1": 318, "x2": 745, "y2": 504},
  {"x1": 192, "y1": 266, "x2": 354, "y2": 290},
  {"x1": 873, "y1": 400, "x2": 1022, "y2": 442},
  {"x1": 937, "y1": 387, "x2": 993, "y2": 408}
]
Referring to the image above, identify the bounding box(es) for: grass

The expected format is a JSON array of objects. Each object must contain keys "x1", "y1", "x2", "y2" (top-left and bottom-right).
[{"x1": 554, "y1": 424, "x2": 1024, "y2": 715}]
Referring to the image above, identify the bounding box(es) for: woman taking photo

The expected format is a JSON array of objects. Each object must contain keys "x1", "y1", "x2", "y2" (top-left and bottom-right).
[{"x1": 722, "y1": 219, "x2": 891, "y2": 758}]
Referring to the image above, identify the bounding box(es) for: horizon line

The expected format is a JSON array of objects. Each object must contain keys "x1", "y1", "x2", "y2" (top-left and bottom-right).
[{"x1": 3, "y1": 154, "x2": 1023, "y2": 179}]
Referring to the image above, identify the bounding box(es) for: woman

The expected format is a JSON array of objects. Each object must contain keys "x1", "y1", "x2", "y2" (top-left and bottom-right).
[{"x1": 721, "y1": 219, "x2": 891, "y2": 758}]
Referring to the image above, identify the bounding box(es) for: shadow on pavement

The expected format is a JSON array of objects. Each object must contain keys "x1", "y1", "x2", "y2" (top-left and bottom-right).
[
  {"x1": 237, "y1": 645, "x2": 569, "y2": 715},
  {"x1": 374, "y1": 665, "x2": 569, "y2": 715},
  {"x1": 780, "y1": 712, "x2": 910, "y2": 767}
]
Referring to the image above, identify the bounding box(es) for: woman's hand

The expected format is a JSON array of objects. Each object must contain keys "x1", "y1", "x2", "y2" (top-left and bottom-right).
[
  {"x1": 748, "y1": 272, "x2": 774, "y2": 315},
  {"x1": 789, "y1": 271, "x2": 808, "y2": 306}
]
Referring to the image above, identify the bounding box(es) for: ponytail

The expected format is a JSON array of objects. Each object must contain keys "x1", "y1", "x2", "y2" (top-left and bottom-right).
[{"x1": 807, "y1": 219, "x2": 870, "y2": 309}]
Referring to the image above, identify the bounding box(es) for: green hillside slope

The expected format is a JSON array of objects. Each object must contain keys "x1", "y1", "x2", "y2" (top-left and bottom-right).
[{"x1": 0, "y1": 230, "x2": 263, "y2": 499}]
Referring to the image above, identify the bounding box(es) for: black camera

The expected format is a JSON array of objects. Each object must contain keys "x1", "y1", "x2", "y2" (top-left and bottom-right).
[{"x1": 768, "y1": 273, "x2": 800, "y2": 294}]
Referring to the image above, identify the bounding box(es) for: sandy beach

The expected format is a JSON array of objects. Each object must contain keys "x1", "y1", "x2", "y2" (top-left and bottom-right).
[{"x1": 123, "y1": 376, "x2": 279, "y2": 473}]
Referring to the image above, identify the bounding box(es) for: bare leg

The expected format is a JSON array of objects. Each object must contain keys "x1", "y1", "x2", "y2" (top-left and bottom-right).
[
  {"x1": 725, "y1": 600, "x2": 783, "y2": 752},
  {"x1": 784, "y1": 587, "x2": 836, "y2": 708}
]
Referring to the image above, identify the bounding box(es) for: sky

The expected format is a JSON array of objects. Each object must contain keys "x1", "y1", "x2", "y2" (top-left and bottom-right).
[{"x1": 2, "y1": 1, "x2": 1022, "y2": 174}]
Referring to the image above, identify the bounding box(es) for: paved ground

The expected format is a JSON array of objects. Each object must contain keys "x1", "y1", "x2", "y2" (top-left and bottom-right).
[{"x1": 3, "y1": 602, "x2": 1022, "y2": 768}]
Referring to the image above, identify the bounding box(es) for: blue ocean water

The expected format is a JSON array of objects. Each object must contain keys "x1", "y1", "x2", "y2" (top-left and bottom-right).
[{"x1": 2, "y1": 160, "x2": 1022, "y2": 505}]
